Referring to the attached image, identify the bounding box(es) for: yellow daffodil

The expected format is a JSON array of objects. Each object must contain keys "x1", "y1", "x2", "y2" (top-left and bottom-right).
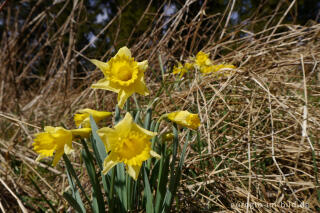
[
  {"x1": 33, "y1": 126, "x2": 91, "y2": 166},
  {"x1": 172, "y1": 62, "x2": 195, "y2": 78},
  {"x1": 184, "y1": 62, "x2": 194, "y2": 70},
  {"x1": 90, "y1": 46, "x2": 149, "y2": 109},
  {"x1": 200, "y1": 65, "x2": 215, "y2": 74},
  {"x1": 97, "y1": 112, "x2": 160, "y2": 180},
  {"x1": 213, "y1": 64, "x2": 236, "y2": 71},
  {"x1": 195, "y1": 51, "x2": 211, "y2": 68},
  {"x1": 167, "y1": 111, "x2": 200, "y2": 130},
  {"x1": 172, "y1": 63, "x2": 187, "y2": 78},
  {"x1": 200, "y1": 64, "x2": 236, "y2": 75},
  {"x1": 74, "y1": 108, "x2": 112, "y2": 128}
]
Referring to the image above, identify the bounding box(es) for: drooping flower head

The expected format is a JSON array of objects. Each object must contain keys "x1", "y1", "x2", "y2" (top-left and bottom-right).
[
  {"x1": 74, "y1": 108, "x2": 112, "y2": 128},
  {"x1": 97, "y1": 112, "x2": 160, "y2": 180},
  {"x1": 33, "y1": 126, "x2": 91, "y2": 166},
  {"x1": 90, "y1": 47, "x2": 149, "y2": 108},
  {"x1": 167, "y1": 111, "x2": 200, "y2": 130}
]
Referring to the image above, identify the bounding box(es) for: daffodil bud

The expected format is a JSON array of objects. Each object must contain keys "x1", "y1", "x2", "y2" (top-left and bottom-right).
[
  {"x1": 74, "y1": 108, "x2": 111, "y2": 128},
  {"x1": 166, "y1": 111, "x2": 200, "y2": 130}
]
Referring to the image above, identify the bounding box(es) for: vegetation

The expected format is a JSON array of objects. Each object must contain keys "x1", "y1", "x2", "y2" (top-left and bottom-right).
[{"x1": 0, "y1": 0, "x2": 320, "y2": 212}]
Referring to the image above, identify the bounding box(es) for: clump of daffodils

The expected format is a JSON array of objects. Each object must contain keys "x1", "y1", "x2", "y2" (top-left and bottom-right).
[
  {"x1": 32, "y1": 46, "x2": 203, "y2": 213},
  {"x1": 172, "y1": 51, "x2": 236, "y2": 77}
]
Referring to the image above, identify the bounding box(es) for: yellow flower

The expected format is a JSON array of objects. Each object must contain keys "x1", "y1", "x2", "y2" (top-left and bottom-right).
[
  {"x1": 212, "y1": 64, "x2": 236, "y2": 72},
  {"x1": 195, "y1": 51, "x2": 211, "y2": 68},
  {"x1": 74, "y1": 108, "x2": 112, "y2": 128},
  {"x1": 167, "y1": 111, "x2": 200, "y2": 130},
  {"x1": 172, "y1": 62, "x2": 194, "y2": 78},
  {"x1": 33, "y1": 126, "x2": 91, "y2": 166},
  {"x1": 172, "y1": 63, "x2": 187, "y2": 78},
  {"x1": 90, "y1": 47, "x2": 149, "y2": 109},
  {"x1": 97, "y1": 112, "x2": 160, "y2": 180},
  {"x1": 184, "y1": 62, "x2": 194, "y2": 70},
  {"x1": 200, "y1": 65, "x2": 215, "y2": 74},
  {"x1": 200, "y1": 64, "x2": 236, "y2": 75}
]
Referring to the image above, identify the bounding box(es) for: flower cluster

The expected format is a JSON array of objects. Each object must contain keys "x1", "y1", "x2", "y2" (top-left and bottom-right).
[
  {"x1": 172, "y1": 51, "x2": 236, "y2": 77},
  {"x1": 32, "y1": 46, "x2": 201, "y2": 180}
]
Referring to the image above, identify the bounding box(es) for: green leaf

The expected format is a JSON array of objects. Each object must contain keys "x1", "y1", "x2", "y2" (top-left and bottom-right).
[
  {"x1": 162, "y1": 131, "x2": 190, "y2": 213},
  {"x1": 144, "y1": 108, "x2": 152, "y2": 130},
  {"x1": 63, "y1": 192, "x2": 86, "y2": 213},
  {"x1": 161, "y1": 129, "x2": 190, "y2": 213},
  {"x1": 89, "y1": 115, "x2": 106, "y2": 170},
  {"x1": 115, "y1": 105, "x2": 121, "y2": 124},
  {"x1": 81, "y1": 140, "x2": 105, "y2": 213},
  {"x1": 143, "y1": 167, "x2": 154, "y2": 213},
  {"x1": 63, "y1": 154, "x2": 89, "y2": 212},
  {"x1": 114, "y1": 163, "x2": 127, "y2": 211},
  {"x1": 135, "y1": 110, "x2": 141, "y2": 123},
  {"x1": 154, "y1": 143, "x2": 170, "y2": 213}
]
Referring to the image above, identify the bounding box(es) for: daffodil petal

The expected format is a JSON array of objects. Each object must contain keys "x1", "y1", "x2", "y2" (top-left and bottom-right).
[
  {"x1": 35, "y1": 155, "x2": 45, "y2": 162},
  {"x1": 127, "y1": 165, "x2": 141, "y2": 180},
  {"x1": 150, "y1": 150, "x2": 161, "y2": 159},
  {"x1": 102, "y1": 154, "x2": 118, "y2": 175},
  {"x1": 114, "y1": 112, "x2": 133, "y2": 136},
  {"x1": 91, "y1": 78, "x2": 120, "y2": 93},
  {"x1": 134, "y1": 75, "x2": 149, "y2": 96},
  {"x1": 137, "y1": 60, "x2": 148, "y2": 72},
  {"x1": 74, "y1": 114, "x2": 88, "y2": 127},
  {"x1": 132, "y1": 123, "x2": 157, "y2": 137},
  {"x1": 52, "y1": 149, "x2": 64, "y2": 167},
  {"x1": 64, "y1": 144, "x2": 74, "y2": 155},
  {"x1": 97, "y1": 127, "x2": 116, "y2": 151},
  {"x1": 44, "y1": 126, "x2": 55, "y2": 132},
  {"x1": 116, "y1": 46, "x2": 131, "y2": 58},
  {"x1": 117, "y1": 89, "x2": 134, "y2": 109},
  {"x1": 90, "y1": 59, "x2": 109, "y2": 75},
  {"x1": 71, "y1": 128, "x2": 91, "y2": 138}
]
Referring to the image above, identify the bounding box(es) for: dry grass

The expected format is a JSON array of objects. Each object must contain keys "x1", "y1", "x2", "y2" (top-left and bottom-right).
[{"x1": 0, "y1": 0, "x2": 319, "y2": 212}]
